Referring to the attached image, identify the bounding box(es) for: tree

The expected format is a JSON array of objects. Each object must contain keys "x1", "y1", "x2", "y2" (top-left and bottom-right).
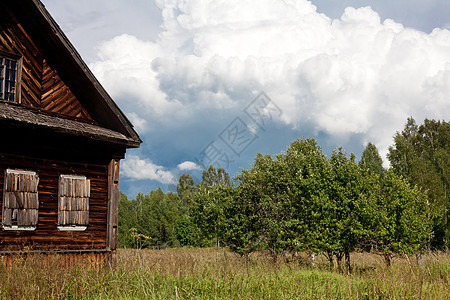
[
  {"x1": 144, "y1": 188, "x2": 179, "y2": 248},
  {"x1": 388, "y1": 117, "x2": 449, "y2": 249},
  {"x1": 118, "y1": 191, "x2": 139, "y2": 248},
  {"x1": 177, "y1": 173, "x2": 195, "y2": 215},
  {"x1": 175, "y1": 174, "x2": 196, "y2": 246},
  {"x1": 363, "y1": 170, "x2": 433, "y2": 266},
  {"x1": 220, "y1": 182, "x2": 264, "y2": 257},
  {"x1": 227, "y1": 138, "x2": 332, "y2": 258},
  {"x1": 327, "y1": 148, "x2": 365, "y2": 272},
  {"x1": 229, "y1": 153, "x2": 286, "y2": 256},
  {"x1": 281, "y1": 138, "x2": 332, "y2": 257},
  {"x1": 118, "y1": 189, "x2": 182, "y2": 249},
  {"x1": 199, "y1": 165, "x2": 231, "y2": 187},
  {"x1": 359, "y1": 142, "x2": 385, "y2": 176},
  {"x1": 190, "y1": 166, "x2": 233, "y2": 247}
]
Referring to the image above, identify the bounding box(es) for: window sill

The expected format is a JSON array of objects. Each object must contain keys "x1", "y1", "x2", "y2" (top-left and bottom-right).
[
  {"x1": 2, "y1": 225, "x2": 36, "y2": 231},
  {"x1": 57, "y1": 226, "x2": 87, "y2": 232}
]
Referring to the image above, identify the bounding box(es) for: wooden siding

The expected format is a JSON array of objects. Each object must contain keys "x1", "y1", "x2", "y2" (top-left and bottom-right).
[
  {"x1": 41, "y1": 59, "x2": 93, "y2": 120},
  {"x1": 0, "y1": 250, "x2": 113, "y2": 269},
  {"x1": 0, "y1": 3, "x2": 94, "y2": 122},
  {"x1": 0, "y1": 6, "x2": 42, "y2": 107},
  {"x1": 0, "y1": 153, "x2": 109, "y2": 251}
]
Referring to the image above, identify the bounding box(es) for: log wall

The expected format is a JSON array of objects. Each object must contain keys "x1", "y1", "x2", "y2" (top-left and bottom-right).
[
  {"x1": 0, "y1": 250, "x2": 113, "y2": 269},
  {"x1": 0, "y1": 152, "x2": 109, "y2": 251}
]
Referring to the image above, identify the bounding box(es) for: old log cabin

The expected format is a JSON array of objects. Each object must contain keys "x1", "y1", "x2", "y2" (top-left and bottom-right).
[{"x1": 0, "y1": 0, "x2": 141, "y2": 265}]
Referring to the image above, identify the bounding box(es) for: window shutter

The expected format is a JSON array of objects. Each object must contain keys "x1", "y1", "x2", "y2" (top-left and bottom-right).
[
  {"x1": 58, "y1": 175, "x2": 90, "y2": 228},
  {"x1": 2, "y1": 169, "x2": 39, "y2": 229}
]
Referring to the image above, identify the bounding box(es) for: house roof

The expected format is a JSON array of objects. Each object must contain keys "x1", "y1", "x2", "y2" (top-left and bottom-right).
[
  {"x1": 4, "y1": 0, "x2": 142, "y2": 148},
  {"x1": 0, "y1": 103, "x2": 140, "y2": 147}
]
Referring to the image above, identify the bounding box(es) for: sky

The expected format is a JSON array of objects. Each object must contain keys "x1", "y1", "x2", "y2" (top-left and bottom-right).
[{"x1": 40, "y1": 0, "x2": 450, "y2": 197}]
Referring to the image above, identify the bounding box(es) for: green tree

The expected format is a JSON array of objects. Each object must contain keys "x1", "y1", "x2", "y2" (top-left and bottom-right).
[
  {"x1": 220, "y1": 182, "x2": 264, "y2": 256},
  {"x1": 359, "y1": 142, "x2": 385, "y2": 176},
  {"x1": 388, "y1": 117, "x2": 449, "y2": 249},
  {"x1": 364, "y1": 170, "x2": 433, "y2": 266},
  {"x1": 327, "y1": 149, "x2": 365, "y2": 271},
  {"x1": 175, "y1": 174, "x2": 196, "y2": 246},
  {"x1": 136, "y1": 192, "x2": 153, "y2": 248},
  {"x1": 229, "y1": 153, "x2": 286, "y2": 256},
  {"x1": 227, "y1": 138, "x2": 332, "y2": 258},
  {"x1": 190, "y1": 166, "x2": 233, "y2": 247},
  {"x1": 118, "y1": 191, "x2": 139, "y2": 248},
  {"x1": 145, "y1": 188, "x2": 179, "y2": 248},
  {"x1": 281, "y1": 138, "x2": 332, "y2": 256},
  {"x1": 177, "y1": 173, "x2": 195, "y2": 215},
  {"x1": 118, "y1": 189, "x2": 182, "y2": 249}
]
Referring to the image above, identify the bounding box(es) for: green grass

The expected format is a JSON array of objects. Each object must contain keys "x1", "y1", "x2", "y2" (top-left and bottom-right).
[{"x1": 0, "y1": 248, "x2": 449, "y2": 299}]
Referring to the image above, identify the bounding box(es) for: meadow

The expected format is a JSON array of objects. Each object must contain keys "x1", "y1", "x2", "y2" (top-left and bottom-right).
[{"x1": 0, "y1": 248, "x2": 448, "y2": 299}]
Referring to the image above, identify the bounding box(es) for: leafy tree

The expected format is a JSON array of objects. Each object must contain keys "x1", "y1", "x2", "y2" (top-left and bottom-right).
[
  {"x1": 359, "y1": 142, "x2": 385, "y2": 176},
  {"x1": 177, "y1": 173, "x2": 195, "y2": 216},
  {"x1": 388, "y1": 117, "x2": 449, "y2": 249},
  {"x1": 327, "y1": 149, "x2": 365, "y2": 271},
  {"x1": 145, "y1": 189, "x2": 179, "y2": 248},
  {"x1": 118, "y1": 191, "x2": 139, "y2": 248},
  {"x1": 135, "y1": 192, "x2": 154, "y2": 248},
  {"x1": 175, "y1": 174, "x2": 197, "y2": 246},
  {"x1": 229, "y1": 153, "x2": 285, "y2": 256},
  {"x1": 190, "y1": 166, "x2": 233, "y2": 247},
  {"x1": 220, "y1": 183, "x2": 264, "y2": 257},
  {"x1": 363, "y1": 170, "x2": 433, "y2": 266},
  {"x1": 281, "y1": 138, "x2": 332, "y2": 256},
  {"x1": 227, "y1": 138, "x2": 332, "y2": 258},
  {"x1": 118, "y1": 189, "x2": 181, "y2": 249}
]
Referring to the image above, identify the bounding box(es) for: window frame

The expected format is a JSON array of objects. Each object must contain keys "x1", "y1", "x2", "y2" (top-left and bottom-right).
[
  {"x1": 2, "y1": 169, "x2": 39, "y2": 231},
  {"x1": 0, "y1": 50, "x2": 22, "y2": 104},
  {"x1": 57, "y1": 174, "x2": 90, "y2": 232}
]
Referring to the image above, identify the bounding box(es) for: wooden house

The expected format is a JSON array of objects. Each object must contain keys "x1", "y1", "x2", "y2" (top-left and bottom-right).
[{"x1": 0, "y1": 0, "x2": 141, "y2": 265}]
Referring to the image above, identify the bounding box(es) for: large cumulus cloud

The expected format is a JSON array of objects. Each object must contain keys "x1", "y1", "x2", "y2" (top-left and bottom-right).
[{"x1": 90, "y1": 0, "x2": 450, "y2": 182}]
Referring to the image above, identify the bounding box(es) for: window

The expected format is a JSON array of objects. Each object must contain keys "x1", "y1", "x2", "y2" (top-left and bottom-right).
[
  {"x1": 57, "y1": 175, "x2": 90, "y2": 231},
  {"x1": 0, "y1": 51, "x2": 21, "y2": 103},
  {"x1": 2, "y1": 169, "x2": 39, "y2": 231}
]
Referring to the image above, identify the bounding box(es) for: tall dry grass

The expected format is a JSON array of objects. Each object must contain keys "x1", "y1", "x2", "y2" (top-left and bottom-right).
[{"x1": 0, "y1": 248, "x2": 448, "y2": 299}]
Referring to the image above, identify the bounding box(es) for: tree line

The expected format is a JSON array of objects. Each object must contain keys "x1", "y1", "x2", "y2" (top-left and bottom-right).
[{"x1": 118, "y1": 117, "x2": 448, "y2": 268}]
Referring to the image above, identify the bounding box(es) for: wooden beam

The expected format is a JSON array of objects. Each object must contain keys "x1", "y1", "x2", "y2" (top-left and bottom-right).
[{"x1": 106, "y1": 158, "x2": 120, "y2": 267}]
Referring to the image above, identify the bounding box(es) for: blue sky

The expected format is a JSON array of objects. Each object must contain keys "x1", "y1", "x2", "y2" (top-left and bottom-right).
[{"x1": 41, "y1": 0, "x2": 450, "y2": 197}]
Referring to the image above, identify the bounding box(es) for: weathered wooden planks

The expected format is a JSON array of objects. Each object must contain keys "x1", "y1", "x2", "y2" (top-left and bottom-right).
[
  {"x1": 3, "y1": 192, "x2": 39, "y2": 209},
  {"x1": 0, "y1": 152, "x2": 110, "y2": 250},
  {"x1": 41, "y1": 59, "x2": 93, "y2": 120},
  {"x1": 57, "y1": 175, "x2": 90, "y2": 226},
  {"x1": 106, "y1": 159, "x2": 120, "y2": 251},
  {"x1": 0, "y1": 251, "x2": 112, "y2": 269},
  {"x1": 2, "y1": 170, "x2": 40, "y2": 227}
]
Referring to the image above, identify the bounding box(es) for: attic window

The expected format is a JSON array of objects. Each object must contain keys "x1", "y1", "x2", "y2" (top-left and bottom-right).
[
  {"x1": 2, "y1": 169, "x2": 39, "y2": 231},
  {"x1": 0, "y1": 52, "x2": 22, "y2": 103},
  {"x1": 57, "y1": 175, "x2": 90, "y2": 231}
]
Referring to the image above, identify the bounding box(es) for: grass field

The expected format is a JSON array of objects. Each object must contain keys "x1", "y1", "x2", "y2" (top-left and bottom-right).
[{"x1": 0, "y1": 248, "x2": 448, "y2": 299}]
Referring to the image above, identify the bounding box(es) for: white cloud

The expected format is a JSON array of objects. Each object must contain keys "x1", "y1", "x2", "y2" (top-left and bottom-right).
[
  {"x1": 91, "y1": 0, "x2": 450, "y2": 162},
  {"x1": 126, "y1": 112, "x2": 148, "y2": 134},
  {"x1": 177, "y1": 161, "x2": 201, "y2": 171},
  {"x1": 121, "y1": 155, "x2": 176, "y2": 184}
]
